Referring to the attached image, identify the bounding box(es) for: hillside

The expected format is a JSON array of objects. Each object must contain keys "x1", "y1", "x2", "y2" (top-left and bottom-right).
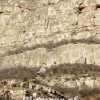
[{"x1": 0, "y1": 0, "x2": 100, "y2": 100}]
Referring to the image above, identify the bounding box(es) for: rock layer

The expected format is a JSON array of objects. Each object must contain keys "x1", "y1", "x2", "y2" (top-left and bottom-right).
[
  {"x1": 0, "y1": 0, "x2": 100, "y2": 68},
  {"x1": 1, "y1": 0, "x2": 100, "y2": 99}
]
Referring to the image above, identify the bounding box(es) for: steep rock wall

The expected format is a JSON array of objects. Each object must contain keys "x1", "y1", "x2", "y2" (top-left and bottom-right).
[{"x1": 0, "y1": 0, "x2": 100, "y2": 68}]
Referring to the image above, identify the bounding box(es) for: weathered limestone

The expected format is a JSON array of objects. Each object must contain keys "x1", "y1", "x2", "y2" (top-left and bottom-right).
[
  {"x1": 0, "y1": 44, "x2": 100, "y2": 69},
  {"x1": 1, "y1": 1, "x2": 100, "y2": 99},
  {"x1": 0, "y1": 0, "x2": 100, "y2": 68}
]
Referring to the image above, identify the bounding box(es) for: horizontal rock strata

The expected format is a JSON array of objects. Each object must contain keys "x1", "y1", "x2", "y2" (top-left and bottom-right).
[
  {"x1": 0, "y1": 0, "x2": 100, "y2": 99},
  {"x1": 0, "y1": 44, "x2": 100, "y2": 69},
  {"x1": 0, "y1": 0, "x2": 100, "y2": 68}
]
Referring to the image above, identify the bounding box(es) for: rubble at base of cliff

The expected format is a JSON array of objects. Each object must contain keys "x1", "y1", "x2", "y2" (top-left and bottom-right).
[{"x1": 0, "y1": 64, "x2": 100, "y2": 100}]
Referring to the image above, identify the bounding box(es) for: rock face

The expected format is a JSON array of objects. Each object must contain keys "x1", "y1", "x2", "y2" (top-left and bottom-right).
[
  {"x1": 0, "y1": 0, "x2": 100, "y2": 68},
  {"x1": 1, "y1": 1, "x2": 100, "y2": 99}
]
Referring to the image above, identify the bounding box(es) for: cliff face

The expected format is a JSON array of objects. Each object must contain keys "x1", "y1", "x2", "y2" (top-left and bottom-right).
[
  {"x1": 0, "y1": 0, "x2": 100, "y2": 69},
  {"x1": 1, "y1": 0, "x2": 100, "y2": 99}
]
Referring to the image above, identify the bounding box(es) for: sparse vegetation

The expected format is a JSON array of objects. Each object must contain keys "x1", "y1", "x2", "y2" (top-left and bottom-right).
[
  {"x1": 79, "y1": 87, "x2": 100, "y2": 97},
  {"x1": 52, "y1": 84, "x2": 79, "y2": 96},
  {"x1": 45, "y1": 63, "x2": 100, "y2": 76},
  {"x1": 0, "y1": 63, "x2": 100, "y2": 80},
  {"x1": 52, "y1": 84, "x2": 100, "y2": 100},
  {"x1": 0, "y1": 64, "x2": 99, "y2": 99},
  {"x1": 6, "y1": 38, "x2": 100, "y2": 56},
  {"x1": 0, "y1": 66, "x2": 39, "y2": 80}
]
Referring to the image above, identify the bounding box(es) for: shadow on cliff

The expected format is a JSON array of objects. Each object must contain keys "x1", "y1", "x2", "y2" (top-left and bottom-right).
[
  {"x1": 0, "y1": 63, "x2": 100, "y2": 80},
  {"x1": 6, "y1": 37, "x2": 100, "y2": 56}
]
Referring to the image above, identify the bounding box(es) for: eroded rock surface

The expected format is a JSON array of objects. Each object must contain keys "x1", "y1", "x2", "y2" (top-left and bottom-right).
[
  {"x1": 0, "y1": 0, "x2": 100, "y2": 100},
  {"x1": 0, "y1": 0, "x2": 100, "y2": 68}
]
